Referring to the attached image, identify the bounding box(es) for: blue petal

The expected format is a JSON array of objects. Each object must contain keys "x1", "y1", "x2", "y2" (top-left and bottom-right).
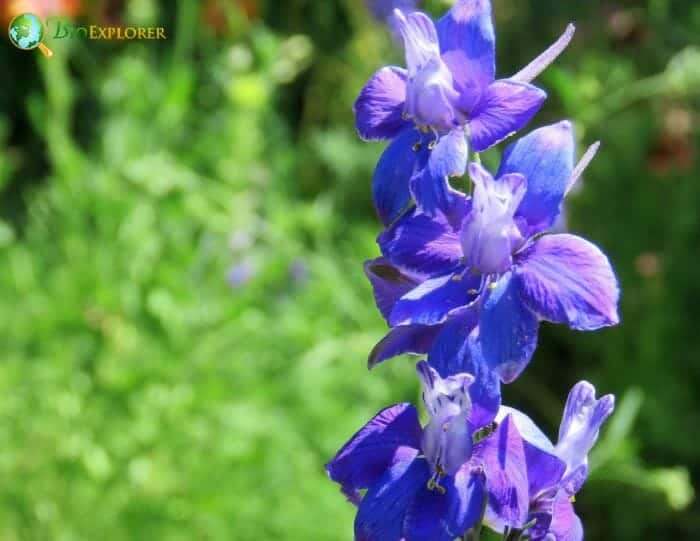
[
  {"x1": 403, "y1": 468, "x2": 485, "y2": 541},
  {"x1": 493, "y1": 409, "x2": 566, "y2": 499},
  {"x1": 355, "y1": 66, "x2": 411, "y2": 141},
  {"x1": 447, "y1": 467, "x2": 487, "y2": 536},
  {"x1": 365, "y1": 258, "x2": 421, "y2": 322},
  {"x1": 468, "y1": 80, "x2": 547, "y2": 152},
  {"x1": 402, "y1": 483, "x2": 452, "y2": 541},
  {"x1": 326, "y1": 404, "x2": 423, "y2": 505},
  {"x1": 410, "y1": 132, "x2": 471, "y2": 218},
  {"x1": 430, "y1": 127, "x2": 469, "y2": 178},
  {"x1": 368, "y1": 325, "x2": 443, "y2": 369},
  {"x1": 428, "y1": 313, "x2": 502, "y2": 428},
  {"x1": 498, "y1": 121, "x2": 576, "y2": 235},
  {"x1": 478, "y1": 272, "x2": 539, "y2": 383},
  {"x1": 378, "y1": 202, "x2": 466, "y2": 277},
  {"x1": 409, "y1": 141, "x2": 467, "y2": 216},
  {"x1": 389, "y1": 270, "x2": 477, "y2": 327},
  {"x1": 355, "y1": 455, "x2": 428, "y2": 541},
  {"x1": 513, "y1": 234, "x2": 620, "y2": 330},
  {"x1": 524, "y1": 443, "x2": 567, "y2": 500},
  {"x1": 409, "y1": 128, "x2": 468, "y2": 217},
  {"x1": 373, "y1": 127, "x2": 425, "y2": 226},
  {"x1": 437, "y1": 0, "x2": 495, "y2": 91},
  {"x1": 474, "y1": 414, "x2": 530, "y2": 530}
]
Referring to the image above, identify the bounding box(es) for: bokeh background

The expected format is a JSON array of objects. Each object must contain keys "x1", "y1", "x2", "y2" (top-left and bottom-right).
[{"x1": 1, "y1": 0, "x2": 699, "y2": 539}]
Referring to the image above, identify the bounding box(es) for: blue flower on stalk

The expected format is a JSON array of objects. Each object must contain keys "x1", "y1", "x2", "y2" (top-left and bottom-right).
[
  {"x1": 365, "y1": 121, "x2": 619, "y2": 382},
  {"x1": 484, "y1": 381, "x2": 615, "y2": 540},
  {"x1": 355, "y1": 0, "x2": 576, "y2": 224},
  {"x1": 326, "y1": 361, "x2": 521, "y2": 541}
]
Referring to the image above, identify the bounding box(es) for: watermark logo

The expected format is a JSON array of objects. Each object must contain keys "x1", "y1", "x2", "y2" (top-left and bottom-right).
[
  {"x1": 51, "y1": 20, "x2": 167, "y2": 41},
  {"x1": 8, "y1": 13, "x2": 53, "y2": 57},
  {"x1": 8, "y1": 12, "x2": 167, "y2": 58}
]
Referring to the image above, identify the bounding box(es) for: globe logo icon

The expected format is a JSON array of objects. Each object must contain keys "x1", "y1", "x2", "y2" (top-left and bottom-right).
[{"x1": 8, "y1": 13, "x2": 53, "y2": 57}]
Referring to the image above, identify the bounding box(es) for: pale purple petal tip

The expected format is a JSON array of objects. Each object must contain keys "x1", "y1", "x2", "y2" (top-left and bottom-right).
[
  {"x1": 511, "y1": 23, "x2": 576, "y2": 83},
  {"x1": 554, "y1": 381, "x2": 615, "y2": 489},
  {"x1": 393, "y1": 9, "x2": 441, "y2": 75}
]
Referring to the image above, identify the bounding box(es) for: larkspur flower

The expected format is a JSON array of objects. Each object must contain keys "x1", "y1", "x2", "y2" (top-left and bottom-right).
[
  {"x1": 326, "y1": 361, "x2": 527, "y2": 541},
  {"x1": 355, "y1": 0, "x2": 576, "y2": 224},
  {"x1": 365, "y1": 121, "x2": 619, "y2": 383},
  {"x1": 226, "y1": 259, "x2": 256, "y2": 288},
  {"x1": 485, "y1": 381, "x2": 615, "y2": 541}
]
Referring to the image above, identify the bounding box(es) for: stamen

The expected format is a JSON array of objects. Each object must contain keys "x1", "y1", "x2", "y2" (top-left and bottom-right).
[
  {"x1": 427, "y1": 139, "x2": 437, "y2": 150},
  {"x1": 427, "y1": 471, "x2": 447, "y2": 494},
  {"x1": 412, "y1": 142, "x2": 422, "y2": 152}
]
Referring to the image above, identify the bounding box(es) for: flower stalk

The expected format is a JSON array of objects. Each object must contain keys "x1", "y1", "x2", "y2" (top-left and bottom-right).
[{"x1": 325, "y1": 2, "x2": 620, "y2": 540}]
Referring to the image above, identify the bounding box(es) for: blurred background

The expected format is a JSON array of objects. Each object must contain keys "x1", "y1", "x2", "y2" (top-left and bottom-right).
[{"x1": 0, "y1": 0, "x2": 699, "y2": 539}]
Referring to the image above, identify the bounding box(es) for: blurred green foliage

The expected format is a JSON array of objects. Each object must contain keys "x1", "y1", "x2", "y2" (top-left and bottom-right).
[{"x1": 0, "y1": 0, "x2": 699, "y2": 539}]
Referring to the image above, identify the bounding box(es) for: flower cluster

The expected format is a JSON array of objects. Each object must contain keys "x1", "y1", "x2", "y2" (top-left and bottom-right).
[{"x1": 327, "y1": 1, "x2": 620, "y2": 540}]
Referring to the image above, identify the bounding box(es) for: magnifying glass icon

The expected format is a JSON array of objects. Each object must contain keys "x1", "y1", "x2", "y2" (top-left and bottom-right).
[{"x1": 8, "y1": 13, "x2": 54, "y2": 58}]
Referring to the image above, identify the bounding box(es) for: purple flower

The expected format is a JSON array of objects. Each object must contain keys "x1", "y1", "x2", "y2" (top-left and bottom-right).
[
  {"x1": 365, "y1": 121, "x2": 620, "y2": 382},
  {"x1": 227, "y1": 259, "x2": 256, "y2": 288},
  {"x1": 289, "y1": 257, "x2": 310, "y2": 285},
  {"x1": 355, "y1": 0, "x2": 576, "y2": 224},
  {"x1": 326, "y1": 361, "x2": 514, "y2": 541},
  {"x1": 485, "y1": 381, "x2": 615, "y2": 540}
]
